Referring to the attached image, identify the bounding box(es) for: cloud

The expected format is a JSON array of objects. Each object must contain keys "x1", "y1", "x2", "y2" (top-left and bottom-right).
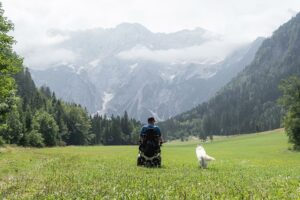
[
  {"x1": 1, "y1": 0, "x2": 300, "y2": 69},
  {"x1": 13, "y1": 29, "x2": 73, "y2": 69},
  {"x1": 22, "y1": 46, "x2": 77, "y2": 69},
  {"x1": 3, "y1": 0, "x2": 300, "y2": 37},
  {"x1": 117, "y1": 40, "x2": 244, "y2": 64}
]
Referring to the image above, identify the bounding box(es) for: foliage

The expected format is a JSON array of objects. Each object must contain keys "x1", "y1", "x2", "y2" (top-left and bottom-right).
[
  {"x1": 0, "y1": 3, "x2": 22, "y2": 100},
  {"x1": 32, "y1": 111, "x2": 59, "y2": 146},
  {"x1": 26, "y1": 130, "x2": 45, "y2": 148},
  {"x1": 64, "y1": 104, "x2": 92, "y2": 145},
  {"x1": 0, "y1": 136, "x2": 4, "y2": 146},
  {"x1": 0, "y1": 2, "x2": 22, "y2": 138},
  {"x1": 91, "y1": 111, "x2": 140, "y2": 145},
  {"x1": 279, "y1": 76, "x2": 300, "y2": 150},
  {"x1": 1, "y1": 66, "x2": 142, "y2": 147},
  {"x1": 1, "y1": 97, "x2": 22, "y2": 144}
]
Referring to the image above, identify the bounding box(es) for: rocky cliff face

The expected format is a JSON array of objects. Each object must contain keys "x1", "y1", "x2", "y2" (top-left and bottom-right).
[{"x1": 30, "y1": 23, "x2": 263, "y2": 122}]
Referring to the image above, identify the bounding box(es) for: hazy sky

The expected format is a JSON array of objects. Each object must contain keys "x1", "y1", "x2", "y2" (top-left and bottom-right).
[{"x1": 1, "y1": 0, "x2": 300, "y2": 68}]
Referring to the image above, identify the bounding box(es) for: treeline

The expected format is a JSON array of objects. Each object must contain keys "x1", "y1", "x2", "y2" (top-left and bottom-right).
[
  {"x1": 0, "y1": 4, "x2": 141, "y2": 147},
  {"x1": 91, "y1": 112, "x2": 141, "y2": 145},
  {"x1": 3, "y1": 69, "x2": 92, "y2": 147},
  {"x1": 159, "y1": 12, "x2": 300, "y2": 140},
  {"x1": 0, "y1": 68, "x2": 142, "y2": 147}
]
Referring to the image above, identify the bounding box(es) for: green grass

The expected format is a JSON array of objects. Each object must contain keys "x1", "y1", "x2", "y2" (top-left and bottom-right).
[{"x1": 0, "y1": 129, "x2": 299, "y2": 199}]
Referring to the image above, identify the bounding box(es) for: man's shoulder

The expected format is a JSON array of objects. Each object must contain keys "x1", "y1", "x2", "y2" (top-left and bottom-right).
[
  {"x1": 142, "y1": 125, "x2": 149, "y2": 129},
  {"x1": 142, "y1": 125, "x2": 160, "y2": 131}
]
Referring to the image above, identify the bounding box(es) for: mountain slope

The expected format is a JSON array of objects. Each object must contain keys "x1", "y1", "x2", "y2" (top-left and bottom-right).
[
  {"x1": 103, "y1": 38, "x2": 264, "y2": 121},
  {"x1": 31, "y1": 66, "x2": 99, "y2": 112},
  {"x1": 29, "y1": 24, "x2": 263, "y2": 121},
  {"x1": 160, "y1": 13, "x2": 300, "y2": 139}
]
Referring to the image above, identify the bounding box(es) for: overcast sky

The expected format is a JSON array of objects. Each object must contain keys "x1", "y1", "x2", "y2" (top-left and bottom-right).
[{"x1": 1, "y1": 0, "x2": 300, "y2": 68}]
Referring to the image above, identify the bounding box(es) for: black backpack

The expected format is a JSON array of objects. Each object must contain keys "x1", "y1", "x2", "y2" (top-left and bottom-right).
[{"x1": 140, "y1": 128, "x2": 160, "y2": 156}]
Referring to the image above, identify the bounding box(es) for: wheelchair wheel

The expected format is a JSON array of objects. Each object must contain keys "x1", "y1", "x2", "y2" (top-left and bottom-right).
[
  {"x1": 153, "y1": 157, "x2": 161, "y2": 167},
  {"x1": 137, "y1": 156, "x2": 143, "y2": 166},
  {"x1": 145, "y1": 160, "x2": 152, "y2": 167}
]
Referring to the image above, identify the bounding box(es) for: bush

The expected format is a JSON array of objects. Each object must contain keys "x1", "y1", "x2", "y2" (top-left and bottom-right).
[
  {"x1": 0, "y1": 136, "x2": 5, "y2": 146},
  {"x1": 279, "y1": 76, "x2": 300, "y2": 150},
  {"x1": 57, "y1": 140, "x2": 66, "y2": 146},
  {"x1": 284, "y1": 112, "x2": 300, "y2": 150},
  {"x1": 27, "y1": 131, "x2": 45, "y2": 147}
]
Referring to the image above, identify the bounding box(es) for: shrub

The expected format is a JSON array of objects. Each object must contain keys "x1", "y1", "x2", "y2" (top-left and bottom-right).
[
  {"x1": 0, "y1": 136, "x2": 5, "y2": 146},
  {"x1": 27, "y1": 130, "x2": 45, "y2": 147}
]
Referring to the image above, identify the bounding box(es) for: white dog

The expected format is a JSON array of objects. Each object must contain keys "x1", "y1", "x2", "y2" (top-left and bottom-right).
[{"x1": 196, "y1": 145, "x2": 215, "y2": 168}]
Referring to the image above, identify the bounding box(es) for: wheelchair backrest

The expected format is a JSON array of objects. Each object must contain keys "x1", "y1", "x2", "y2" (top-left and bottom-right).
[{"x1": 143, "y1": 128, "x2": 159, "y2": 142}]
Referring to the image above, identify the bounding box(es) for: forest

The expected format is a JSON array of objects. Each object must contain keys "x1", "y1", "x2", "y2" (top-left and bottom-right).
[{"x1": 1, "y1": 68, "x2": 141, "y2": 147}]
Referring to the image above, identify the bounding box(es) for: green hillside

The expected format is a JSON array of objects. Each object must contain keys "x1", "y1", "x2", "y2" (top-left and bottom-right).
[
  {"x1": 1, "y1": 129, "x2": 299, "y2": 199},
  {"x1": 160, "y1": 13, "x2": 300, "y2": 139}
]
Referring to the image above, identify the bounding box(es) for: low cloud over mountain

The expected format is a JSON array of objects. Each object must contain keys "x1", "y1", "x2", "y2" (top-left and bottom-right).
[{"x1": 29, "y1": 23, "x2": 264, "y2": 122}]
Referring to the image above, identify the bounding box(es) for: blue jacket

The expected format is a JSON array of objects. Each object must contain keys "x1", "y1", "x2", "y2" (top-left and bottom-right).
[{"x1": 140, "y1": 124, "x2": 161, "y2": 137}]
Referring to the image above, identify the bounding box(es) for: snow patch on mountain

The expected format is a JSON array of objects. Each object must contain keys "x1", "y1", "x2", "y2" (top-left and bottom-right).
[
  {"x1": 99, "y1": 92, "x2": 114, "y2": 115},
  {"x1": 129, "y1": 63, "x2": 138, "y2": 72},
  {"x1": 89, "y1": 59, "x2": 101, "y2": 67},
  {"x1": 76, "y1": 66, "x2": 85, "y2": 75},
  {"x1": 160, "y1": 73, "x2": 177, "y2": 82},
  {"x1": 66, "y1": 63, "x2": 76, "y2": 71}
]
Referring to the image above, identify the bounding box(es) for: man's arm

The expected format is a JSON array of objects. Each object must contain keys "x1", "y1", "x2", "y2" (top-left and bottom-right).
[
  {"x1": 156, "y1": 127, "x2": 163, "y2": 144},
  {"x1": 139, "y1": 126, "x2": 146, "y2": 144},
  {"x1": 140, "y1": 126, "x2": 147, "y2": 136}
]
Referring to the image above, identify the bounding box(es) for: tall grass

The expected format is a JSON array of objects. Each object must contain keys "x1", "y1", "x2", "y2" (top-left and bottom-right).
[{"x1": 0, "y1": 129, "x2": 299, "y2": 199}]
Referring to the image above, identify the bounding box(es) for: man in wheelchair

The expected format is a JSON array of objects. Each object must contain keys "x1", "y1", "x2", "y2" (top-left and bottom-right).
[{"x1": 137, "y1": 117, "x2": 163, "y2": 167}]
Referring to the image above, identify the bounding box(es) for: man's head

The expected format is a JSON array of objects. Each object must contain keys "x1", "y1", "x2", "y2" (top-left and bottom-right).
[{"x1": 147, "y1": 117, "x2": 156, "y2": 125}]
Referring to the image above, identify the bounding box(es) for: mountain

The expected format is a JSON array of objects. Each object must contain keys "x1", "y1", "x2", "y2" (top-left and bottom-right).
[
  {"x1": 159, "y1": 13, "x2": 300, "y2": 139},
  {"x1": 29, "y1": 23, "x2": 263, "y2": 122},
  {"x1": 31, "y1": 65, "x2": 99, "y2": 112},
  {"x1": 101, "y1": 38, "x2": 264, "y2": 121}
]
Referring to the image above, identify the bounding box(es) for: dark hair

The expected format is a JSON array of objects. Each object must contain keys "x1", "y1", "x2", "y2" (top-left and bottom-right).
[{"x1": 148, "y1": 117, "x2": 155, "y2": 123}]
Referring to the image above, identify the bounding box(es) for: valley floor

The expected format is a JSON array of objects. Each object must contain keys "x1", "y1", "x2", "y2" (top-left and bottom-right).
[{"x1": 0, "y1": 129, "x2": 299, "y2": 199}]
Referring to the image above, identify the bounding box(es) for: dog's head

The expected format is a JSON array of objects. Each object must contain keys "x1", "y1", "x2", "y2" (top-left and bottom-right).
[{"x1": 197, "y1": 144, "x2": 204, "y2": 150}]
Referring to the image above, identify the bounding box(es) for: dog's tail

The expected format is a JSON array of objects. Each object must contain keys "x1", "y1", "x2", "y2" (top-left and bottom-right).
[{"x1": 205, "y1": 155, "x2": 215, "y2": 161}]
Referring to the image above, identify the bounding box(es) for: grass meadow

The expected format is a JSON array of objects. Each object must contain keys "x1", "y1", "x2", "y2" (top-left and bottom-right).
[{"x1": 0, "y1": 129, "x2": 300, "y2": 199}]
